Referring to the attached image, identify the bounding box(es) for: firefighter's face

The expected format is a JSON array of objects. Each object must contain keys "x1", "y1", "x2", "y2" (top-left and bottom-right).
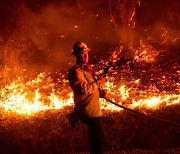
[{"x1": 77, "y1": 51, "x2": 89, "y2": 64}]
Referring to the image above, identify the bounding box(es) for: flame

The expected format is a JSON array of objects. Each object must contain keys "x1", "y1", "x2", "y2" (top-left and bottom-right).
[
  {"x1": 134, "y1": 40, "x2": 159, "y2": 63},
  {"x1": 103, "y1": 80, "x2": 180, "y2": 110},
  {"x1": 0, "y1": 39, "x2": 179, "y2": 116},
  {"x1": 0, "y1": 70, "x2": 179, "y2": 116},
  {"x1": 131, "y1": 94, "x2": 180, "y2": 109},
  {"x1": 0, "y1": 73, "x2": 74, "y2": 115}
]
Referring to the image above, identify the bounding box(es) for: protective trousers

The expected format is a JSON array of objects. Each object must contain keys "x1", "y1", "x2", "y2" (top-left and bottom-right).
[{"x1": 79, "y1": 116, "x2": 105, "y2": 154}]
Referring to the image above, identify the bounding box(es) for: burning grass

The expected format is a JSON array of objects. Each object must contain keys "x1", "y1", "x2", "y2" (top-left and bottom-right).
[
  {"x1": 0, "y1": 66, "x2": 179, "y2": 153},
  {"x1": 0, "y1": 0, "x2": 179, "y2": 152},
  {"x1": 0, "y1": 40, "x2": 179, "y2": 153}
]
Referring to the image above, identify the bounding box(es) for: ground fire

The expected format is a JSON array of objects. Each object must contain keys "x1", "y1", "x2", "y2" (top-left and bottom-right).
[
  {"x1": 0, "y1": 38, "x2": 179, "y2": 115},
  {"x1": 0, "y1": 0, "x2": 179, "y2": 153}
]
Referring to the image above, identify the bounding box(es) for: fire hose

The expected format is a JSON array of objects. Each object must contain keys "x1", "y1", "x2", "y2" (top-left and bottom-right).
[
  {"x1": 102, "y1": 60, "x2": 180, "y2": 128},
  {"x1": 67, "y1": 96, "x2": 180, "y2": 128},
  {"x1": 67, "y1": 59, "x2": 180, "y2": 128},
  {"x1": 104, "y1": 97, "x2": 180, "y2": 127}
]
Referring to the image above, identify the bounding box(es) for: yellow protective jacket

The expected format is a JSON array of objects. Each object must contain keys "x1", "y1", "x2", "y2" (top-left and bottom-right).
[{"x1": 68, "y1": 64, "x2": 102, "y2": 117}]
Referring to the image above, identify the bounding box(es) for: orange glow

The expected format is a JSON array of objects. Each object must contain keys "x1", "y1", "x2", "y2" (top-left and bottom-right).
[
  {"x1": 0, "y1": 40, "x2": 179, "y2": 116},
  {"x1": 0, "y1": 70, "x2": 179, "y2": 115},
  {"x1": 134, "y1": 40, "x2": 159, "y2": 63},
  {"x1": 0, "y1": 73, "x2": 74, "y2": 115}
]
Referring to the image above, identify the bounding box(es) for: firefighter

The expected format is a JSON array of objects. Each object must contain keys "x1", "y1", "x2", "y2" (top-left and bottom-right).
[{"x1": 68, "y1": 41, "x2": 106, "y2": 154}]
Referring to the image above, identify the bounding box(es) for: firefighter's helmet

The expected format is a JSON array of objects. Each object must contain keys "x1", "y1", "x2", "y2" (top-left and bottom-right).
[{"x1": 72, "y1": 42, "x2": 90, "y2": 55}]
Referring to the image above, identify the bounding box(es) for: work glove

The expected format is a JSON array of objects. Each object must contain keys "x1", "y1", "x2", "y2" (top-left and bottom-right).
[{"x1": 99, "y1": 89, "x2": 107, "y2": 98}]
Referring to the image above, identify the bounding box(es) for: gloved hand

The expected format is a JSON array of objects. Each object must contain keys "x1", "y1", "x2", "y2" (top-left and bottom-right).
[{"x1": 99, "y1": 89, "x2": 107, "y2": 98}]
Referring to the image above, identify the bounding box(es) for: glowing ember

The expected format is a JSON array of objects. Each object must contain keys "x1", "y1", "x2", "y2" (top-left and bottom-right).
[
  {"x1": 0, "y1": 73, "x2": 73, "y2": 115},
  {"x1": 0, "y1": 69, "x2": 179, "y2": 115},
  {"x1": 134, "y1": 40, "x2": 159, "y2": 63},
  {"x1": 131, "y1": 94, "x2": 180, "y2": 109},
  {"x1": 118, "y1": 85, "x2": 130, "y2": 100},
  {"x1": 0, "y1": 42, "x2": 179, "y2": 116},
  {"x1": 103, "y1": 80, "x2": 180, "y2": 110}
]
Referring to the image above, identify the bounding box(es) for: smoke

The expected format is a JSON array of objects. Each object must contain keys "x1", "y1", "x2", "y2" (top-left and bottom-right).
[
  {"x1": 0, "y1": 0, "x2": 119, "y2": 78},
  {"x1": 134, "y1": 0, "x2": 180, "y2": 46},
  {"x1": 0, "y1": 0, "x2": 179, "y2": 80}
]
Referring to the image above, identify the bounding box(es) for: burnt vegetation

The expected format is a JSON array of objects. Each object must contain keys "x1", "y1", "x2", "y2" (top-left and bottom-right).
[{"x1": 0, "y1": 0, "x2": 180, "y2": 153}]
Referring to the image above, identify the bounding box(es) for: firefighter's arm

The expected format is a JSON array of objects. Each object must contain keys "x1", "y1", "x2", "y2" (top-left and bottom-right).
[
  {"x1": 73, "y1": 68, "x2": 99, "y2": 95},
  {"x1": 95, "y1": 77, "x2": 107, "y2": 98},
  {"x1": 96, "y1": 77, "x2": 106, "y2": 88}
]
